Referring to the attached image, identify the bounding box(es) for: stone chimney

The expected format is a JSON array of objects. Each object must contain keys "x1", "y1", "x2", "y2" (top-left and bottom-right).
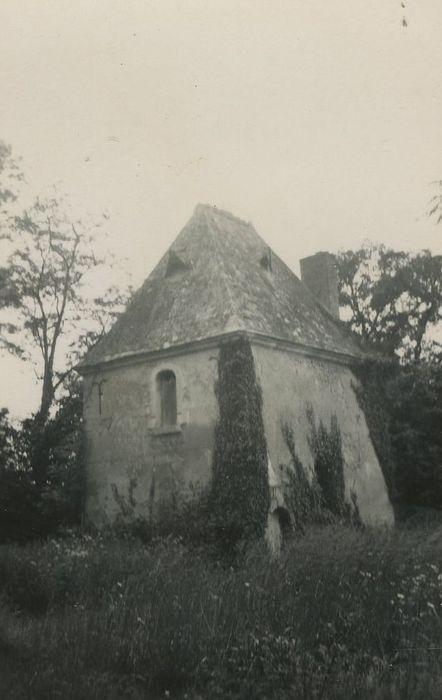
[{"x1": 300, "y1": 252, "x2": 340, "y2": 319}]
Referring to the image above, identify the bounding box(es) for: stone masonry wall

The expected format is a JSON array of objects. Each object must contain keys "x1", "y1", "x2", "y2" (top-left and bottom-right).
[
  {"x1": 83, "y1": 340, "x2": 394, "y2": 527},
  {"x1": 82, "y1": 347, "x2": 219, "y2": 524},
  {"x1": 252, "y1": 344, "x2": 394, "y2": 525}
]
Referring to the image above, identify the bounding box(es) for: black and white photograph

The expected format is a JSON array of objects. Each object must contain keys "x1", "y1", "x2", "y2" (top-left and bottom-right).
[{"x1": 0, "y1": 2, "x2": 441, "y2": 698}]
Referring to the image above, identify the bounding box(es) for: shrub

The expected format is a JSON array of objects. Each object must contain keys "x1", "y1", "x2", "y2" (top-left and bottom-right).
[
  {"x1": 0, "y1": 389, "x2": 85, "y2": 543},
  {"x1": 109, "y1": 484, "x2": 214, "y2": 550},
  {"x1": 0, "y1": 544, "x2": 51, "y2": 615}
]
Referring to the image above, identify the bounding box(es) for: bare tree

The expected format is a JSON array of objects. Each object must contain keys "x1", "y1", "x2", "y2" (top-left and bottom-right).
[{"x1": 1, "y1": 195, "x2": 129, "y2": 423}]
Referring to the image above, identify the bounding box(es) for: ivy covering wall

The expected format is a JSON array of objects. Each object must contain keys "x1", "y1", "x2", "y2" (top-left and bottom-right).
[
  {"x1": 209, "y1": 336, "x2": 270, "y2": 549},
  {"x1": 282, "y1": 409, "x2": 360, "y2": 530}
]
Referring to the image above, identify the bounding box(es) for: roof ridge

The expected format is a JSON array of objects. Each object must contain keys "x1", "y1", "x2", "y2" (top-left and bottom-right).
[
  {"x1": 208, "y1": 209, "x2": 242, "y2": 328},
  {"x1": 194, "y1": 203, "x2": 253, "y2": 229}
]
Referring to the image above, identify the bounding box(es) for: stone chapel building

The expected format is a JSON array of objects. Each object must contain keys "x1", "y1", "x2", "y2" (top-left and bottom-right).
[{"x1": 78, "y1": 204, "x2": 394, "y2": 528}]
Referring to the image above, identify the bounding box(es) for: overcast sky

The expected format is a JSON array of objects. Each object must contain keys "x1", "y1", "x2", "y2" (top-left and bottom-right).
[{"x1": 1, "y1": 0, "x2": 442, "y2": 417}]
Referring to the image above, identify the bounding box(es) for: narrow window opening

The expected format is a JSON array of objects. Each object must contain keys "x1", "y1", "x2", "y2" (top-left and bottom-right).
[
  {"x1": 156, "y1": 370, "x2": 177, "y2": 426},
  {"x1": 97, "y1": 380, "x2": 105, "y2": 416}
]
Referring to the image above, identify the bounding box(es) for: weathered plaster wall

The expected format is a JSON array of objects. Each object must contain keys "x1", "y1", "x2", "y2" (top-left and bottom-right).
[
  {"x1": 252, "y1": 344, "x2": 394, "y2": 526},
  {"x1": 83, "y1": 338, "x2": 394, "y2": 528},
  {"x1": 83, "y1": 347, "x2": 219, "y2": 524}
]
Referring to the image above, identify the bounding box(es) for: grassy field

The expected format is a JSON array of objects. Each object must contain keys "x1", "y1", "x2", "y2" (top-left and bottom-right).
[{"x1": 1, "y1": 524, "x2": 442, "y2": 699}]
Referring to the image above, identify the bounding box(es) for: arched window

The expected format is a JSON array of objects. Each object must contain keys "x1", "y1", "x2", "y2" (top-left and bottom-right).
[{"x1": 156, "y1": 370, "x2": 177, "y2": 427}]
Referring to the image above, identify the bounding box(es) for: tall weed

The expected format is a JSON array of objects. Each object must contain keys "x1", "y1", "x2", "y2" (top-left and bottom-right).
[{"x1": 0, "y1": 525, "x2": 441, "y2": 699}]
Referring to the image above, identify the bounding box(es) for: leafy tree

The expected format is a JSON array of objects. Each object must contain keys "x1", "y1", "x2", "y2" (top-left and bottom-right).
[
  {"x1": 351, "y1": 360, "x2": 398, "y2": 507},
  {"x1": 354, "y1": 359, "x2": 442, "y2": 515},
  {"x1": 210, "y1": 336, "x2": 270, "y2": 550},
  {"x1": 0, "y1": 193, "x2": 129, "y2": 486},
  {"x1": 389, "y1": 362, "x2": 442, "y2": 512},
  {"x1": 0, "y1": 408, "x2": 18, "y2": 472},
  {"x1": 339, "y1": 244, "x2": 442, "y2": 515},
  {"x1": 38, "y1": 378, "x2": 86, "y2": 524},
  {"x1": 337, "y1": 243, "x2": 442, "y2": 362},
  {"x1": 0, "y1": 140, "x2": 22, "y2": 211},
  {"x1": 429, "y1": 179, "x2": 442, "y2": 225},
  {"x1": 0, "y1": 384, "x2": 85, "y2": 542},
  {"x1": 0, "y1": 141, "x2": 23, "y2": 347},
  {"x1": 1, "y1": 195, "x2": 128, "y2": 424}
]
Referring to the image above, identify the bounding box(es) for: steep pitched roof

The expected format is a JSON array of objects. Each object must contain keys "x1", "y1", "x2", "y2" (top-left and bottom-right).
[{"x1": 82, "y1": 204, "x2": 363, "y2": 368}]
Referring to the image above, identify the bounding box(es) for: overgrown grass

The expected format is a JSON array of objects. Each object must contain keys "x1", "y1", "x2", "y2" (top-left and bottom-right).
[{"x1": 1, "y1": 525, "x2": 442, "y2": 699}]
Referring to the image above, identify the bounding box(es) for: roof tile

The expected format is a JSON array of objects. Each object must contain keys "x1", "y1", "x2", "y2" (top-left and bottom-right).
[{"x1": 83, "y1": 204, "x2": 363, "y2": 366}]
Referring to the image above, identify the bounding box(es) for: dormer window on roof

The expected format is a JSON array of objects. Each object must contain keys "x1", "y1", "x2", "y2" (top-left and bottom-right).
[
  {"x1": 165, "y1": 250, "x2": 191, "y2": 278},
  {"x1": 259, "y1": 248, "x2": 272, "y2": 272},
  {"x1": 80, "y1": 203, "x2": 361, "y2": 370}
]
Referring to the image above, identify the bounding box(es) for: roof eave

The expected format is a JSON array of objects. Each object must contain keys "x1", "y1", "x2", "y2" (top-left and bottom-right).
[{"x1": 76, "y1": 330, "x2": 364, "y2": 376}]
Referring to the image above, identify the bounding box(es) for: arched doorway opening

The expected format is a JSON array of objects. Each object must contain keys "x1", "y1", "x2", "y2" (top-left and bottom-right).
[{"x1": 274, "y1": 507, "x2": 292, "y2": 542}]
